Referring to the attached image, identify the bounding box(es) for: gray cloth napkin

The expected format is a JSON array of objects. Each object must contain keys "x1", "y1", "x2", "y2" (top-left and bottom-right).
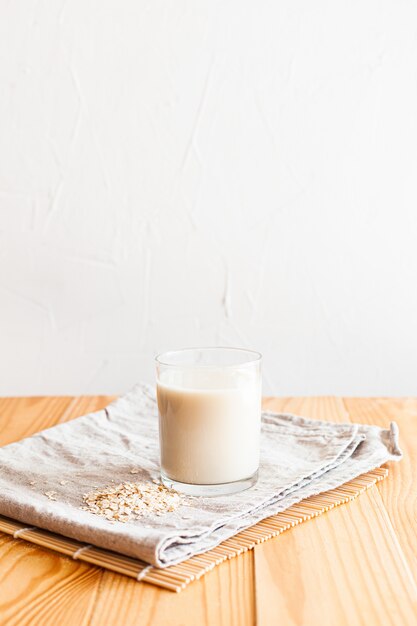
[{"x1": 0, "y1": 384, "x2": 402, "y2": 567}]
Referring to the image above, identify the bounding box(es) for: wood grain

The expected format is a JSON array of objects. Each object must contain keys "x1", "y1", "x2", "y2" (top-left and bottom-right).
[
  {"x1": 0, "y1": 395, "x2": 416, "y2": 625},
  {"x1": 0, "y1": 395, "x2": 115, "y2": 446},
  {"x1": 0, "y1": 396, "x2": 112, "y2": 626},
  {"x1": 254, "y1": 397, "x2": 417, "y2": 626},
  {"x1": 0, "y1": 397, "x2": 73, "y2": 446},
  {"x1": 343, "y1": 397, "x2": 417, "y2": 581},
  {"x1": 88, "y1": 551, "x2": 255, "y2": 626},
  {"x1": 0, "y1": 533, "x2": 101, "y2": 626}
]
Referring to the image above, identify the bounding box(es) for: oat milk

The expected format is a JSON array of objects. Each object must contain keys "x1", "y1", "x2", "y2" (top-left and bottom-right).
[{"x1": 157, "y1": 368, "x2": 261, "y2": 485}]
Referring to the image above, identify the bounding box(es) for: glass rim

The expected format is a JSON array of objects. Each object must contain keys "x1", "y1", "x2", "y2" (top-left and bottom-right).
[{"x1": 155, "y1": 346, "x2": 262, "y2": 368}]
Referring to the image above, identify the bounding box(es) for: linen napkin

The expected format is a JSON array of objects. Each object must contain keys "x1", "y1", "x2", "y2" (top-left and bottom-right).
[{"x1": 0, "y1": 384, "x2": 401, "y2": 567}]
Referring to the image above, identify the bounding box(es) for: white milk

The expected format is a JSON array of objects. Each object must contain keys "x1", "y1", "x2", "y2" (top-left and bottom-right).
[{"x1": 157, "y1": 368, "x2": 261, "y2": 485}]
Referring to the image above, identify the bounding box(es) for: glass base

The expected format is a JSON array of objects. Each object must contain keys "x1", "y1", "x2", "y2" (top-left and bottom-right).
[{"x1": 160, "y1": 470, "x2": 258, "y2": 497}]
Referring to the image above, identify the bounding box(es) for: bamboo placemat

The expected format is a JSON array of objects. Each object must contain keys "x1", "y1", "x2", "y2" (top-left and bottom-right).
[{"x1": 0, "y1": 467, "x2": 388, "y2": 592}]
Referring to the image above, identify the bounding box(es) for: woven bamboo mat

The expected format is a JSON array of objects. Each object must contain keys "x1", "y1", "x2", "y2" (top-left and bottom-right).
[{"x1": 0, "y1": 467, "x2": 388, "y2": 592}]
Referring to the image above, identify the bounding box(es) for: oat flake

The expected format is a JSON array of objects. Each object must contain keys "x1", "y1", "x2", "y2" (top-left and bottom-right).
[{"x1": 82, "y1": 481, "x2": 181, "y2": 523}]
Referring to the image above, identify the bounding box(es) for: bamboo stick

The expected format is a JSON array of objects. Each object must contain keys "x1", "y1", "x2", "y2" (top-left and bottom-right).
[{"x1": 141, "y1": 575, "x2": 183, "y2": 592}]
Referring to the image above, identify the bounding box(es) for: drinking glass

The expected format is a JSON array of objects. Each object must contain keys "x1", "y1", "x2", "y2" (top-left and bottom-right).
[{"x1": 155, "y1": 347, "x2": 262, "y2": 496}]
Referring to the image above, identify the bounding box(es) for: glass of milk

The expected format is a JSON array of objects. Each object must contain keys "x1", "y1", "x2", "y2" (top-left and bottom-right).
[{"x1": 156, "y1": 347, "x2": 262, "y2": 496}]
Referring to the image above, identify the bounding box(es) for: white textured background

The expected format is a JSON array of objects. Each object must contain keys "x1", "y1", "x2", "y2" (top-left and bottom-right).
[{"x1": 1, "y1": 0, "x2": 417, "y2": 397}]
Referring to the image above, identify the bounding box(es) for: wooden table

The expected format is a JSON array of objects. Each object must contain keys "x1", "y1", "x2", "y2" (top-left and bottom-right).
[{"x1": 0, "y1": 396, "x2": 416, "y2": 626}]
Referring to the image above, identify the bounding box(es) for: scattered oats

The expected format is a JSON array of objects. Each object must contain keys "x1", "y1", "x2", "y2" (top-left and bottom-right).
[
  {"x1": 29, "y1": 481, "x2": 36, "y2": 486},
  {"x1": 82, "y1": 481, "x2": 182, "y2": 523},
  {"x1": 44, "y1": 490, "x2": 57, "y2": 501},
  {"x1": 130, "y1": 468, "x2": 140, "y2": 474},
  {"x1": 59, "y1": 480, "x2": 69, "y2": 486}
]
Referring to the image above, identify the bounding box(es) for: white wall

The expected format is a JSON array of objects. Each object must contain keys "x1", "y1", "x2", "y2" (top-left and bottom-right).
[{"x1": 1, "y1": 0, "x2": 417, "y2": 397}]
